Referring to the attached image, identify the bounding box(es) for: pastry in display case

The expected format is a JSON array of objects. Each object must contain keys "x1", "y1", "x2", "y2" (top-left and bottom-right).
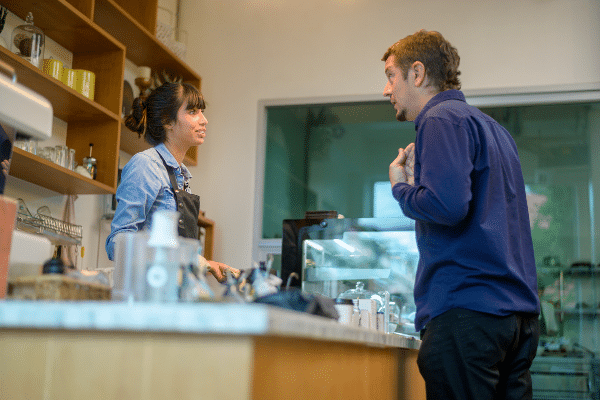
[{"x1": 296, "y1": 217, "x2": 419, "y2": 336}]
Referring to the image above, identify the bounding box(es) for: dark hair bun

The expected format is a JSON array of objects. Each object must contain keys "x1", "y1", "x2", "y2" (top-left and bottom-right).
[{"x1": 124, "y1": 97, "x2": 147, "y2": 137}]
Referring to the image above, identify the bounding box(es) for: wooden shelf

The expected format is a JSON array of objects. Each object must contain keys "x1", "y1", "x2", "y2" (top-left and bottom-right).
[
  {"x1": 198, "y1": 213, "x2": 215, "y2": 260},
  {"x1": 93, "y1": 0, "x2": 201, "y2": 87},
  {"x1": 0, "y1": 0, "x2": 122, "y2": 53},
  {"x1": 0, "y1": 48, "x2": 119, "y2": 123},
  {"x1": 10, "y1": 148, "x2": 116, "y2": 195},
  {"x1": 120, "y1": 123, "x2": 198, "y2": 166}
]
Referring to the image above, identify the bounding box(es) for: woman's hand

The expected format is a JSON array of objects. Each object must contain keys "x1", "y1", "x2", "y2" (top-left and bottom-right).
[{"x1": 205, "y1": 259, "x2": 241, "y2": 283}]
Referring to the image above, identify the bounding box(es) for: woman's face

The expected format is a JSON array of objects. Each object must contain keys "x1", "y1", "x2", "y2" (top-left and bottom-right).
[{"x1": 167, "y1": 100, "x2": 208, "y2": 148}]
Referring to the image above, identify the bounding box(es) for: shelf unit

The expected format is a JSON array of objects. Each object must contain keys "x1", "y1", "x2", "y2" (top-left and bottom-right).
[
  {"x1": 3, "y1": 0, "x2": 213, "y2": 256},
  {"x1": 546, "y1": 266, "x2": 600, "y2": 361},
  {"x1": 2, "y1": 0, "x2": 125, "y2": 195},
  {"x1": 3, "y1": 0, "x2": 202, "y2": 196}
]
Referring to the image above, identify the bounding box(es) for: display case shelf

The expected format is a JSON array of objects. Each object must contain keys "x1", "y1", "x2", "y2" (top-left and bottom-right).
[
  {"x1": 557, "y1": 308, "x2": 600, "y2": 317},
  {"x1": 565, "y1": 267, "x2": 600, "y2": 277}
]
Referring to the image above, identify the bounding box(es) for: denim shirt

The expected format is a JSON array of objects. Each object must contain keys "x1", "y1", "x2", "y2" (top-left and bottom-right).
[{"x1": 105, "y1": 143, "x2": 193, "y2": 260}]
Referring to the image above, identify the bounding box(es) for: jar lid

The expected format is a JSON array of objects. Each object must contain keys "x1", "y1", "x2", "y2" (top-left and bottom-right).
[{"x1": 335, "y1": 298, "x2": 353, "y2": 305}]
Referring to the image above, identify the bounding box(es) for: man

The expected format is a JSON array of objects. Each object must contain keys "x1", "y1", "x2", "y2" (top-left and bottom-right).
[{"x1": 383, "y1": 30, "x2": 540, "y2": 399}]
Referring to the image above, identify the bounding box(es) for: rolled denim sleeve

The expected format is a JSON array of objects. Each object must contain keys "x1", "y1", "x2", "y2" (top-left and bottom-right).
[{"x1": 105, "y1": 152, "x2": 170, "y2": 260}]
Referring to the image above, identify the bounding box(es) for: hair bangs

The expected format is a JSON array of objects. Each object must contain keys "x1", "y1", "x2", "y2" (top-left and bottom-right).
[{"x1": 182, "y1": 83, "x2": 206, "y2": 111}]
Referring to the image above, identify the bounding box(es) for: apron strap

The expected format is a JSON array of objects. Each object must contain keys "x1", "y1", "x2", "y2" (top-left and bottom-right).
[
  {"x1": 155, "y1": 149, "x2": 181, "y2": 192},
  {"x1": 155, "y1": 148, "x2": 200, "y2": 239}
]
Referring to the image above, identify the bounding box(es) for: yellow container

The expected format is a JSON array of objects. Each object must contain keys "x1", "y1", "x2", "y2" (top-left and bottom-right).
[
  {"x1": 42, "y1": 58, "x2": 63, "y2": 80},
  {"x1": 61, "y1": 68, "x2": 76, "y2": 89},
  {"x1": 73, "y1": 69, "x2": 95, "y2": 100}
]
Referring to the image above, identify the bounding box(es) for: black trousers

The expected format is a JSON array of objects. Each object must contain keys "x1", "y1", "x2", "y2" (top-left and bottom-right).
[{"x1": 417, "y1": 308, "x2": 540, "y2": 400}]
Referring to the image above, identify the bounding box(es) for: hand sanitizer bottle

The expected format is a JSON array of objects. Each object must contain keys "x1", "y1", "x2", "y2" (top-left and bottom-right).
[{"x1": 145, "y1": 210, "x2": 180, "y2": 302}]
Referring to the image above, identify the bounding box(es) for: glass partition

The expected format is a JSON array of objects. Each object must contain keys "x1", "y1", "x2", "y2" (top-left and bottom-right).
[
  {"x1": 263, "y1": 96, "x2": 600, "y2": 398},
  {"x1": 300, "y1": 217, "x2": 418, "y2": 336}
]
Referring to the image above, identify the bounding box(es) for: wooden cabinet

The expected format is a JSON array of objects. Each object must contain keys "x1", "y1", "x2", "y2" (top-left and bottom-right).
[
  {"x1": 198, "y1": 213, "x2": 215, "y2": 260},
  {"x1": 3, "y1": 0, "x2": 200, "y2": 195}
]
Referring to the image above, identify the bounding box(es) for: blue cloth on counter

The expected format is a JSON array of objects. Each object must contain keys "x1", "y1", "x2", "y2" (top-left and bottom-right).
[
  {"x1": 392, "y1": 90, "x2": 540, "y2": 331},
  {"x1": 105, "y1": 143, "x2": 193, "y2": 260}
]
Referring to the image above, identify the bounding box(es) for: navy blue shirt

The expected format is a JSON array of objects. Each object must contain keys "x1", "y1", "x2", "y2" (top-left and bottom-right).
[{"x1": 392, "y1": 90, "x2": 540, "y2": 331}]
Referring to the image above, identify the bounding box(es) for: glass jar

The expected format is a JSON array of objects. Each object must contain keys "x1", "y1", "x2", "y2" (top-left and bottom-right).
[
  {"x1": 11, "y1": 12, "x2": 45, "y2": 68},
  {"x1": 82, "y1": 156, "x2": 97, "y2": 179},
  {"x1": 337, "y1": 282, "x2": 379, "y2": 329},
  {"x1": 337, "y1": 281, "x2": 374, "y2": 301}
]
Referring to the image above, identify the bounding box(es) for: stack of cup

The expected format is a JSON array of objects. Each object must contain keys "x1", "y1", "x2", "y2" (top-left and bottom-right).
[
  {"x1": 73, "y1": 69, "x2": 95, "y2": 100},
  {"x1": 42, "y1": 58, "x2": 96, "y2": 101},
  {"x1": 42, "y1": 58, "x2": 63, "y2": 80},
  {"x1": 61, "y1": 68, "x2": 76, "y2": 89}
]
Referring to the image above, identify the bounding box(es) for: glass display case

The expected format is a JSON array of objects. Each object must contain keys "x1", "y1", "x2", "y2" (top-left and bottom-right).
[{"x1": 299, "y1": 217, "x2": 419, "y2": 336}]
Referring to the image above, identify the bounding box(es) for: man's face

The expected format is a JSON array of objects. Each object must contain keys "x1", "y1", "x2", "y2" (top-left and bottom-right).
[{"x1": 383, "y1": 55, "x2": 415, "y2": 122}]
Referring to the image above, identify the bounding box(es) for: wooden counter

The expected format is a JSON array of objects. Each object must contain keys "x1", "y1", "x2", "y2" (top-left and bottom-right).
[{"x1": 0, "y1": 301, "x2": 424, "y2": 400}]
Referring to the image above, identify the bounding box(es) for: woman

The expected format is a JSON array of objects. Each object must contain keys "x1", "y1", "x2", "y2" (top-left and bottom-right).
[{"x1": 106, "y1": 82, "x2": 238, "y2": 282}]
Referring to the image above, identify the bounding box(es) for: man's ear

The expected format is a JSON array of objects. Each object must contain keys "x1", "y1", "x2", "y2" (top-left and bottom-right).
[{"x1": 411, "y1": 61, "x2": 426, "y2": 87}]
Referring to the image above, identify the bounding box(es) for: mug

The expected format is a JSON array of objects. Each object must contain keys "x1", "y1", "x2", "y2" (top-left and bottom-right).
[
  {"x1": 42, "y1": 58, "x2": 63, "y2": 80},
  {"x1": 73, "y1": 69, "x2": 95, "y2": 100}
]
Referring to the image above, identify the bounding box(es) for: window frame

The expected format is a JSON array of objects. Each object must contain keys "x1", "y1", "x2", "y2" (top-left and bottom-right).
[{"x1": 253, "y1": 83, "x2": 600, "y2": 263}]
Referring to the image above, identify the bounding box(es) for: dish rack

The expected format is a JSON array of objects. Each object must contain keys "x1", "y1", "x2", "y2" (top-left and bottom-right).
[{"x1": 16, "y1": 211, "x2": 82, "y2": 246}]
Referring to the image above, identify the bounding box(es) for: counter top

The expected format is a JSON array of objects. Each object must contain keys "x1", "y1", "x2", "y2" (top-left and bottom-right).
[{"x1": 0, "y1": 300, "x2": 420, "y2": 350}]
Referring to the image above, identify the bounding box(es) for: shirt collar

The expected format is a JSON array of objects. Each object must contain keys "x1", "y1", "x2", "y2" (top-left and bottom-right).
[
  {"x1": 155, "y1": 143, "x2": 193, "y2": 179},
  {"x1": 414, "y1": 89, "x2": 466, "y2": 128}
]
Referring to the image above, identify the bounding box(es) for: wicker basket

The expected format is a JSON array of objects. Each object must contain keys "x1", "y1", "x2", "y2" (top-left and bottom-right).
[{"x1": 7, "y1": 275, "x2": 111, "y2": 301}]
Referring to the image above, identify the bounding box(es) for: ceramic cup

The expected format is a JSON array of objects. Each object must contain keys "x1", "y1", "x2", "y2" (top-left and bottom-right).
[
  {"x1": 73, "y1": 69, "x2": 95, "y2": 100},
  {"x1": 42, "y1": 58, "x2": 63, "y2": 80},
  {"x1": 61, "y1": 68, "x2": 76, "y2": 89}
]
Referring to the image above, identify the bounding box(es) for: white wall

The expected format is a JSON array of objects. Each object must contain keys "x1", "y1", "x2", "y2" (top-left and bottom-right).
[
  {"x1": 7, "y1": 0, "x2": 599, "y2": 272},
  {"x1": 178, "y1": 0, "x2": 600, "y2": 269}
]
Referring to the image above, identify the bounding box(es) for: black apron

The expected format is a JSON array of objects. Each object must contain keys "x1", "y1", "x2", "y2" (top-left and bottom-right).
[{"x1": 157, "y1": 150, "x2": 200, "y2": 239}]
